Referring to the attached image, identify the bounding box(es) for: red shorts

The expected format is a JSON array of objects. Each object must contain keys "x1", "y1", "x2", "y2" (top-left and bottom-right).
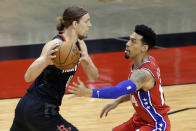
[{"x1": 113, "y1": 113, "x2": 170, "y2": 131}]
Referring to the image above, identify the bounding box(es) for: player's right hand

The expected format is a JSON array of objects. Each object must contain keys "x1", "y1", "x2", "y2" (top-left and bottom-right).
[
  {"x1": 100, "y1": 101, "x2": 119, "y2": 118},
  {"x1": 46, "y1": 43, "x2": 60, "y2": 65},
  {"x1": 41, "y1": 40, "x2": 60, "y2": 66}
]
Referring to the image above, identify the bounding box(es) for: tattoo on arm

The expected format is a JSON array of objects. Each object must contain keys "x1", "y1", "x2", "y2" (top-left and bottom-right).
[{"x1": 130, "y1": 70, "x2": 147, "y2": 89}]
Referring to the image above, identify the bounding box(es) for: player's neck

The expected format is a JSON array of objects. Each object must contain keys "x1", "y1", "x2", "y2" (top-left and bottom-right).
[
  {"x1": 62, "y1": 28, "x2": 78, "y2": 44},
  {"x1": 132, "y1": 54, "x2": 148, "y2": 69}
]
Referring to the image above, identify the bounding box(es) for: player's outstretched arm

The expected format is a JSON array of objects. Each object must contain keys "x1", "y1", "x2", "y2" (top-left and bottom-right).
[
  {"x1": 100, "y1": 95, "x2": 130, "y2": 118},
  {"x1": 68, "y1": 69, "x2": 154, "y2": 98},
  {"x1": 24, "y1": 40, "x2": 60, "y2": 82},
  {"x1": 78, "y1": 40, "x2": 98, "y2": 81},
  {"x1": 91, "y1": 69, "x2": 154, "y2": 98}
]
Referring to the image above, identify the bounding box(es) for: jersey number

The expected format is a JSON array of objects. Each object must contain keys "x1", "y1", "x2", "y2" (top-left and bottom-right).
[{"x1": 131, "y1": 95, "x2": 138, "y2": 107}]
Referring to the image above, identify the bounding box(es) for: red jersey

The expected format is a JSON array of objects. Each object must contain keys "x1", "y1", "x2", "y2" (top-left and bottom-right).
[{"x1": 129, "y1": 55, "x2": 170, "y2": 130}]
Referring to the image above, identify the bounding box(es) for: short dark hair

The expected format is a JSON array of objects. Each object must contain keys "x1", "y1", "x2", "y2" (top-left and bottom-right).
[
  {"x1": 134, "y1": 25, "x2": 156, "y2": 50},
  {"x1": 56, "y1": 6, "x2": 88, "y2": 33}
]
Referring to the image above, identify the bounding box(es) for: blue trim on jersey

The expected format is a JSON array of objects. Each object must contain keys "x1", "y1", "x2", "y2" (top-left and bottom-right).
[
  {"x1": 141, "y1": 67, "x2": 155, "y2": 79},
  {"x1": 137, "y1": 90, "x2": 166, "y2": 131},
  {"x1": 131, "y1": 56, "x2": 151, "y2": 72}
]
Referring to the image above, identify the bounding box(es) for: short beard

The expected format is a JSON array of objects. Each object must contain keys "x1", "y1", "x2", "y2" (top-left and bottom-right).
[
  {"x1": 78, "y1": 35, "x2": 87, "y2": 40},
  {"x1": 124, "y1": 54, "x2": 130, "y2": 59}
]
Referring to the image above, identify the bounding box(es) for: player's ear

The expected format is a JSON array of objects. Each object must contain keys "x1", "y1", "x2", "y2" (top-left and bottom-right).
[
  {"x1": 72, "y1": 21, "x2": 78, "y2": 29},
  {"x1": 142, "y1": 44, "x2": 148, "y2": 52}
]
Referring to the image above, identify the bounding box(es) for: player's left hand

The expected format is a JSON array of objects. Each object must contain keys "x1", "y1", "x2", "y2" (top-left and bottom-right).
[
  {"x1": 100, "y1": 101, "x2": 119, "y2": 118},
  {"x1": 68, "y1": 77, "x2": 92, "y2": 97},
  {"x1": 77, "y1": 39, "x2": 90, "y2": 65}
]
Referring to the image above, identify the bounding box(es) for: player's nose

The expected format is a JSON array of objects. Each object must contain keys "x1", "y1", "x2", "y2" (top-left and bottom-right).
[
  {"x1": 88, "y1": 22, "x2": 92, "y2": 27},
  {"x1": 126, "y1": 41, "x2": 130, "y2": 46}
]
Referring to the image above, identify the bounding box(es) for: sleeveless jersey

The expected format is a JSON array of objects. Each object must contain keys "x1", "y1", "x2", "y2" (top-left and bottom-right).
[
  {"x1": 129, "y1": 56, "x2": 170, "y2": 129},
  {"x1": 27, "y1": 34, "x2": 80, "y2": 106}
]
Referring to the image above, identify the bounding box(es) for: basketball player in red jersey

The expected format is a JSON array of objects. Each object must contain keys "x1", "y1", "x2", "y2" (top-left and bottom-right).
[
  {"x1": 10, "y1": 6, "x2": 98, "y2": 131},
  {"x1": 69, "y1": 25, "x2": 170, "y2": 131}
]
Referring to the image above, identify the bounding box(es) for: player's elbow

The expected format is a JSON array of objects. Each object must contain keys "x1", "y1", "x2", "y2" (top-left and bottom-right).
[
  {"x1": 24, "y1": 73, "x2": 32, "y2": 82},
  {"x1": 88, "y1": 74, "x2": 98, "y2": 81},
  {"x1": 90, "y1": 69, "x2": 99, "y2": 81}
]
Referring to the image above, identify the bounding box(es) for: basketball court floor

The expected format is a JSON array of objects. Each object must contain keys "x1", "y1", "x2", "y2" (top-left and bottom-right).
[{"x1": 0, "y1": 84, "x2": 196, "y2": 131}]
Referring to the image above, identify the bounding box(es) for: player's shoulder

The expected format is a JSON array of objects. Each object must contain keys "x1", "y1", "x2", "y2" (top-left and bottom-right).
[
  {"x1": 48, "y1": 39, "x2": 62, "y2": 45},
  {"x1": 44, "y1": 39, "x2": 62, "y2": 47},
  {"x1": 148, "y1": 55, "x2": 156, "y2": 62},
  {"x1": 138, "y1": 56, "x2": 159, "y2": 77},
  {"x1": 145, "y1": 56, "x2": 159, "y2": 68}
]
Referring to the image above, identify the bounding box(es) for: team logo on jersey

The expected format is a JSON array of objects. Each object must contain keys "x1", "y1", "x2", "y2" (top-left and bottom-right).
[
  {"x1": 62, "y1": 65, "x2": 78, "y2": 73},
  {"x1": 57, "y1": 125, "x2": 72, "y2": 131},
  {"x1": 97, "y1": 90, "x2": 100, "y2": 98}
]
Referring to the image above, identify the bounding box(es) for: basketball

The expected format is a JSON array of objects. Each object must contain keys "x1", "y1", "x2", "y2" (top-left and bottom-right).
[{"x1": 53, "y1": 41, "x2": 80, "y2": 70}]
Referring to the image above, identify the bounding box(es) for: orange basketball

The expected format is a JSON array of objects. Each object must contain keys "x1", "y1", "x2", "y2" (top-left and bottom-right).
[{"x1": 53, "y1": 42, "x2": 80, "y2": 70}]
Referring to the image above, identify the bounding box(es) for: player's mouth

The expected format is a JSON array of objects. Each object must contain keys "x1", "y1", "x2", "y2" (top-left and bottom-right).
[{"x1": 125, "y1": 48, "x2": 130, "y2": 53}]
